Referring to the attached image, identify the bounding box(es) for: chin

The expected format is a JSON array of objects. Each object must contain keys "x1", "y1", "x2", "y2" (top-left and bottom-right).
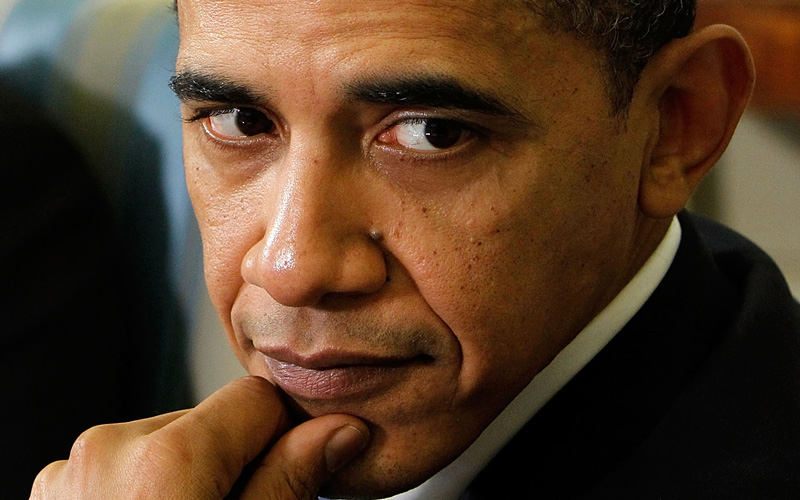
[
  {"x1": 320, "y1": 460, "x2": 425, "y2": 500},
  {"x1": 279, "y1": 389, "x2": 478, "y2": 499},
  {"x1": 318, "y1": 427, "x2": 455, "y2": 500}
]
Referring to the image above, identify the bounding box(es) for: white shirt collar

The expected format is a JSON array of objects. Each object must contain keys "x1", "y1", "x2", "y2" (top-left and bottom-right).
[{"x1": 378, "y1": 216, "x2": 683, "y2": 500}]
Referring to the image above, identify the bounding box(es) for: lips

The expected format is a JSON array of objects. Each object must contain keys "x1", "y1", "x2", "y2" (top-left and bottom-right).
[{"x1": 261, "y1": 349, "x2": 427, "y2": 401}]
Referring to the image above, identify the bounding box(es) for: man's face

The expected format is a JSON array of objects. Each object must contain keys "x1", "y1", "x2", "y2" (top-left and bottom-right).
[{"x1": 176, "y1": 0, "x2": 653, "y2": 496}]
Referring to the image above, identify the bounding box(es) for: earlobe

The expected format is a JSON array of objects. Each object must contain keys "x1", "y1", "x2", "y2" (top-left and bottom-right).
[{"x1": 638, "y1": 24, "x2": 755, "y2": 219}]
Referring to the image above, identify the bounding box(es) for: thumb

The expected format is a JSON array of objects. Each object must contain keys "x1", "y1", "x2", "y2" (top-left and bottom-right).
[{"x1": 238, "y1": 415, "x2": 370, "y2": 500}]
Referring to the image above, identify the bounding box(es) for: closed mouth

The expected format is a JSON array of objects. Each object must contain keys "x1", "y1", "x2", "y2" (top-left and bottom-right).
[{"x1": 261, "y1": 350, "x2": 432, "y2": 401}]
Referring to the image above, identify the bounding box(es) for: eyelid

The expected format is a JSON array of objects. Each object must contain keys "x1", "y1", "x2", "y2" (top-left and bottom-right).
[
  {"x1": 388, "y1": 109, "x2": 489, "y2": 135},
  {"x1": 182, "y1": 104, "x2": 281, "y2": 151},
  {"x1": 183, "y1": 106, "x2": 238, "y2": 124}
]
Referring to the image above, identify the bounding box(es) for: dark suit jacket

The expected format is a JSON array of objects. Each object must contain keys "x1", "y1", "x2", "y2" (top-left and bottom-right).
[{"x1": 464, "y1": 212, "x2": 800, "y2": 499}]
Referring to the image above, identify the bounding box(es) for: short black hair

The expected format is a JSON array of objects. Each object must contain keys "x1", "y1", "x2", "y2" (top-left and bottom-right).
[{"x1": 529, "y1": 0, "x2": 697, "y2": 114}]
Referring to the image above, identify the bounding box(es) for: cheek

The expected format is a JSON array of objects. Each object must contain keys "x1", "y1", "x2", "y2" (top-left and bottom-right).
[
  {"x1": 390, "y1": 200, "x2": 543, "y2": 394},
  {"x1": 416, "y1": 236, "x2": 540, "y2": 368},
  {"x1": 186, "y1": 162, "x2": 265, "y2": 330},
  {"x1": 394, "y1": 147, "x2": 638, "y2": 401},
  {"x1": 200, "y1": 224, "x2": 248, "y2": 326}
]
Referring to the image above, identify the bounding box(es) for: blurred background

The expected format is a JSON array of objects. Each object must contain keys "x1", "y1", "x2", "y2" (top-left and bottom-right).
[
  {"x1": 0, "y1": 0, "x2": 798, "y2": 497},
  {"x1": 692, "y1": 0, "x2": 800, "y2": 298}
]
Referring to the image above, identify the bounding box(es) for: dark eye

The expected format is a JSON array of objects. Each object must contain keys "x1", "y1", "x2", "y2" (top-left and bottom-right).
[
  {"x1": 422, "y1": 119, "x2": 466, "y2": 149},
  {"x1": 379, "y1": 118, "x2": 470, "y2": 151},
  {"x1": 204, "y1": 108, "x2": 276, "y2": 140}
]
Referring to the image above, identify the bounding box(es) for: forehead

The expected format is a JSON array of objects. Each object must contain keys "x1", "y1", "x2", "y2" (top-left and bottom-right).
[
  {"x1": 176, "y1": 0, "x2": 616, "y2": 137},
  {"x1": 176, "y1": 0, "x2": 549, "y2": 86},
  {"x1": 178, "y1": 0, "x2": 532, "y2": 39}
]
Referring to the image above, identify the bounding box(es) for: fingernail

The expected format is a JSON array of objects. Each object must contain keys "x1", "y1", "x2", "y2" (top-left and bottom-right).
[{"x1": 325, "y1": 425, "x2": 369, "y2": 472}]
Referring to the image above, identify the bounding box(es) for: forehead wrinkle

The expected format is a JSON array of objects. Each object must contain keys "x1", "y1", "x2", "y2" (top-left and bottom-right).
[
  {"x1": 180, "y1": 0, "x2": 542, "y2": 65},
  {"x1": 178, "y1": 0, "x2": 559, "y2": 122},
  {"x1": 279, "y1": 2, "x2": 543, "y2": 96},
  {"x1": 231, "y1": 0, "x2": 538, "y2": 49},
  {"x1": 179, "y1": 0, "x2": 541, "y2": 47}
]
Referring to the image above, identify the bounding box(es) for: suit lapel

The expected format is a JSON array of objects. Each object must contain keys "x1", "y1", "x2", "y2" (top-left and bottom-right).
[{"x1": 463, "y1": 213, "x2": 739, "y2": 499}]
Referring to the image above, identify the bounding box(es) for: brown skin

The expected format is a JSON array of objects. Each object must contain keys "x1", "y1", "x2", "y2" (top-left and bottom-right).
[
  {"x1": 30, "y1": 1, "x2": 753, "y2": 499},
  {"x1": 180, "y1": 1, "x2": 653, "y2": 495}
]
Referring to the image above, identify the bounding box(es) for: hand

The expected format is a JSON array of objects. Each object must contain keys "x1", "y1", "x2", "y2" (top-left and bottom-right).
[{"x1": 30, "y1": 376, "x2": 370, "y2": 500}]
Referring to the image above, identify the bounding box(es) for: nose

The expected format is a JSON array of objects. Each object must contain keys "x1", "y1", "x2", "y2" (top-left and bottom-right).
[{"x1": 241, "y1": 154, "x2": 387, "y2": 307}]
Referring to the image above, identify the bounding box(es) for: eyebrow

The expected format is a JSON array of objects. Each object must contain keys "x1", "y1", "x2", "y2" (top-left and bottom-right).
[
  {"x1": 345, "y1": 75, "x2": 527, "y2": 120},
  {"x1": 169, "y1": 71, "x2": 263, "y2": 105},
  {"x1": 169, "y1": 70, "x2": 530, "y2": 124}
]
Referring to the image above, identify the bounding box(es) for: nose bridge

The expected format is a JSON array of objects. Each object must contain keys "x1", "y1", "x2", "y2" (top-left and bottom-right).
[
  {"x1": 246, "y1": 142, "x2": 386, "y2": 306},
  {"x1": 266, "y1": 155, "x2": 334, "y2": 263}
]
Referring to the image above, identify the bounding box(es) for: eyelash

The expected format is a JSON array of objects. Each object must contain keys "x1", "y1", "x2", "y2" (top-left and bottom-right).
[{"x1": 184, "y1": 107, "x2": 231, "y2": 124}]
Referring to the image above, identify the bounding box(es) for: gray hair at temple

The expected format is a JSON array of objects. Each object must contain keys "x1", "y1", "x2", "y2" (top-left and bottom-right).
[
  {"x1": 528, "y1": 0, "x2": 697, "y2": 114},
  {"x1": 172, "y1": 0, "x2": 696, "y2": 115}
]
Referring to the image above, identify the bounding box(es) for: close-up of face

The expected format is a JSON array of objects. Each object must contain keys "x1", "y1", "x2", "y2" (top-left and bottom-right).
[{"x1": 174, "y1": 0, "x2": 663, "y2": 497}]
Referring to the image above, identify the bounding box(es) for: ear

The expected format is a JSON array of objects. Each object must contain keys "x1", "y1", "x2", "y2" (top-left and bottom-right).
[{"x1": 636, "y1": 24, "x2": 755, "y2": 219}]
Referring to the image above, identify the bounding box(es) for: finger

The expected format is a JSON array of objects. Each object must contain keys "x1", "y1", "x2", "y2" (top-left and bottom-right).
[
  {"x1": 29, "y1": 460, "x2": 67, "y2": 500},
  {"x1": 27, "y1": 411, "x2": 189, "y2": 500},
  {"x1": 151, "y1": 376, "x2": 292, "y2": 497},
  {"x1": 130, "y1": 408, "x2": 191, "y2": 434},
  {"x1": 29, "y1": 378, "x2": 290, "y2": 500},
  {"x1": 238, "y1": 415, "x2": 370, "y2": 500}
]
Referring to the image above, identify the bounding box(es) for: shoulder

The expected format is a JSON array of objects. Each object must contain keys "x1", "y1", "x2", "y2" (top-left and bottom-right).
[
  {"x1": 678, "y1": 211, "x2": 800, "y2": 328},
  {"x1": 604, "y1": 211, "x2": 800, "y2": 498}
]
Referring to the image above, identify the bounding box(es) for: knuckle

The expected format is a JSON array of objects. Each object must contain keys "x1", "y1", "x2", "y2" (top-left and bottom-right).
[
  {"x1": 29, "y1": 461, "x2": 64, "y2": 500},
  {"x1": 130, "y1": 428, "x2": 195, "y2": 472},
  {"x1": 53, "y1": 424, "x2": 127, "y2": 497},
  {"x1": 69, "y1": 424, "x2": 116, "y2": 463},
  {"x1": 129, "y1": 429, "x2": 221, "y2": 498}
]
